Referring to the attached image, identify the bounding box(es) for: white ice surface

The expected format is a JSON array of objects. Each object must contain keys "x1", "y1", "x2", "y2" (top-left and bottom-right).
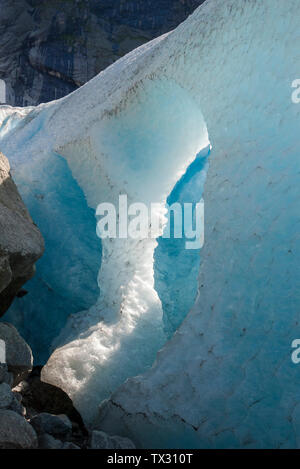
[{"x1": 1, "y1": 0, "x2": 300, "y2": 448}]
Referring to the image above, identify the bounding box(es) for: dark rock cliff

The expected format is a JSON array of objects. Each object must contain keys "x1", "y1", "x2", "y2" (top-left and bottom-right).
[
  {"x1": 0, "y1": 152, "x2": 44, "y2": 315},
  {"x1": 0, "y1": 0, "x2": 204, "y2": 106}
]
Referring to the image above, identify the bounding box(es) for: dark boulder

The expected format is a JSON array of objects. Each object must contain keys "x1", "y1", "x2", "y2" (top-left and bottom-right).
[{"x1": 0, "y1": 152, "x2": 44, "y2": 316}]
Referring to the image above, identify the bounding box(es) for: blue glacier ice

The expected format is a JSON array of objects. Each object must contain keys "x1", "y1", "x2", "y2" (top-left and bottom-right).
[
  {"x1": 0, "y1": 0, "x2": 300, "y2": 450},
  {"x1": 155, "y1": 145, "x2": 209, "y2": 335},
  {"x1": 3, "y1": 153, "x2": 101, "y2": 363}
]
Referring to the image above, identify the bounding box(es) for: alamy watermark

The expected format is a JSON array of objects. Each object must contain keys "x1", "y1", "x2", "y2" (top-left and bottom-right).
[
  {"x1": 291, "y1": 79, "x2": 300, "y2": 103},
  {"x1": 291, "y1": 81, "x2": 300, "y2": 361},
  {"x1": 96, "y1": 195, "x2": 204, "y2": 250},
  {"x1": 291, "y1": 339, "x2": 300, "y2": 364}
]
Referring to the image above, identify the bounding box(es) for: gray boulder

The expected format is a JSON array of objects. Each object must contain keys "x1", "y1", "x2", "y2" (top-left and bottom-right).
[
  {"x1": 0, "y1": 383, "x2": 25, "y2": 415},
  {"x1": 0, "y1": 363, "x2": 12, "y2": 386},
  {"x1": 0, "y1": 382, "x2": 13, "y2": 408},
  {"x1": 30, "y1": 413, "x2": 72, "y2": 438},
  {"x1": 0, "y1": 152, "x2": 44, "y2": 315},
  {"x1": 0, "y1": 322, "x2": 33, "y2": 386},
  {"x1": 89, "y1": 430, "x2": 136, "y2": 449},
  {"x1": 0, "y1": 409, "x2": 38, "y2": 448},
  {"x1": 9, "y1": 394, "x2": 26, "y2": 416}
]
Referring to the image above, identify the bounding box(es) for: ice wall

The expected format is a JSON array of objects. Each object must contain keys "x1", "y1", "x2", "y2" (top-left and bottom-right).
[
  {"x1": 95, "y1": 0, "x2": 300, "y2": 448},
  {"x1": 0, "y1": 0, "x2": 300, "y2": 448},
  {"x1": 3, "y1": 152, "x2": 101, "y2": 363}
]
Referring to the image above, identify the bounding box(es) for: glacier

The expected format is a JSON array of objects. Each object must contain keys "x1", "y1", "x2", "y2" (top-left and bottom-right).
[{"x1": 0, "y1": 0, "x2": 300, "y2": 449}]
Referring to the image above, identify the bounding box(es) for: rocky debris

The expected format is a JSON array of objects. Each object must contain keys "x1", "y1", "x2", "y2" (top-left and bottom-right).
[
  {"x1": 0, "y1": 325, "x2": 37, "y2": 450},
  {"x1": 30, "y1": 412, "x2": 72, "y2": 439},
  {"x1": 89, "y1": 430, "x2": 136, "y2": 450},
  {"x1": 0, "y1": 322, "x2": 33, "y2": 386},
  {"x1": 9, "y1": 393, "x2": 26, "y2": 416},
  {"x1": 0, "y1": 322, "x2": 134, "y2": 449},
  {"x1": 28, "y1": 409, "x2": 89, "y2": 449},
  {"x1": 13, "y1": 368, "x2": 89, "y2": 449},
  {"x1": 0, "y1": 381, "x2": 25, "y2": 417},
  {"x1": 17, "y1": 366, "x2": 86, "y2": 430},
  {"x1": 0, "y1": 358, "x2": 37, "y2": 449},
  {"x1": 0, "y1": 409, "x2": 38, "y2": 449},
  {"x1": 0, "y1": 152, "x2": 44, "y2": 316}
]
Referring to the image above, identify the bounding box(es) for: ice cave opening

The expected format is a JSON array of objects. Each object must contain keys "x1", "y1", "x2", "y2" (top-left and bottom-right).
[{"x1": 0, "y1": 76, "x2": 210, "y2": 424}]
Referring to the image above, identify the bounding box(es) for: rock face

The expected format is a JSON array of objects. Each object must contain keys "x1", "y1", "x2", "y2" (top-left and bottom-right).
[
  {"x1": 0, "y1": 152, "x2": 44, "y2": 316},
  {"x1": 0, "y1": 0, "x2": 204, "y2": 106}
]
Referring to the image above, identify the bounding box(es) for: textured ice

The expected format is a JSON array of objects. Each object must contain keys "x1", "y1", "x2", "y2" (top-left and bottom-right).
[
  {"x1": 0, "y1": 0, "x2": 300, "y2": 449},
  {"x1": 3, "y1": 152, "x2": 101, "y2": 363}
]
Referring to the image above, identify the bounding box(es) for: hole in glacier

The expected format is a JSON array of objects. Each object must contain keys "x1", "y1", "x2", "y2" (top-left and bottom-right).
[
  {"x1": 39, "y1": 78, "x2": 212, "y2": 425},
  {"x1": 0, "y1": 79, "x2": 6, "y2": 104},
  {"x1": 0, "y1": 76, "x2": 211, "y2": 424},
  {"x1": 2, "y1": 153, "x2": 102, "y2": 364}
]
